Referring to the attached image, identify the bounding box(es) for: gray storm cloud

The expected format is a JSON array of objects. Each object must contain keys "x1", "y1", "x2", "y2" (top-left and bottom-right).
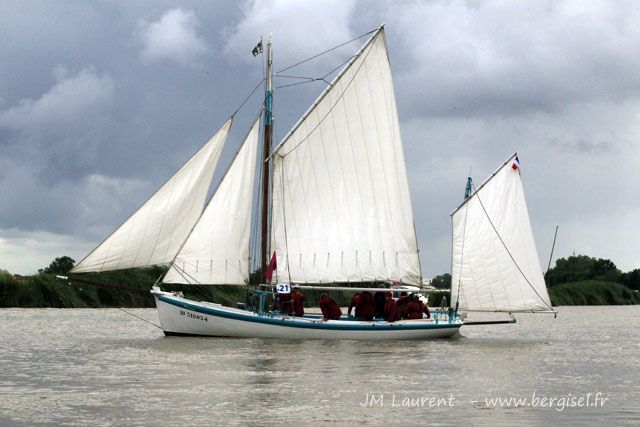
[{"x1": 0, "y1": 0, "x2": 638, "y2": 275}]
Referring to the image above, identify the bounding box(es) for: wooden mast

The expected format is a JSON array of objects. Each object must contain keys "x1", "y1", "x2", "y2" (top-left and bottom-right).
[{"x1": 261, "y1": 35, "x2": 273, "y2": 280}]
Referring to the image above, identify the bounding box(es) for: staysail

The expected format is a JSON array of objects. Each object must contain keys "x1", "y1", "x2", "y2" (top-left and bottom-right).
[
  {"x1": 71, "y1": 118, "x2": 232, "y2": 273},
  {"x1": 450, "y1": 154, "x2": 553, "y2": 312},
  {"x1": 163, "y1": 117, "x2": 260, "y2": 285},
  {"x1": 270, "y1": 28, "x2": 421, "y2": 285}
]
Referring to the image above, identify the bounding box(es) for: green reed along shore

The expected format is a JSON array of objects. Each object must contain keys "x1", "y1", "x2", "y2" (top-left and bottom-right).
[
  {"x1": 1, "y1": 254, "x2": 638, "y2": 308},
  {"x1": 0, "y1": 266, "x2": 246, "y2": 309},
  {"x1": 549, "y1": 280, "x2": 639, "y2": 305}
]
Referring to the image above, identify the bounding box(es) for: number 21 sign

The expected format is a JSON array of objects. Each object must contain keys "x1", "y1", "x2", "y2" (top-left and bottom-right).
[{"x1": 276, "y1": 283, "x2": 291, "y2": 294}]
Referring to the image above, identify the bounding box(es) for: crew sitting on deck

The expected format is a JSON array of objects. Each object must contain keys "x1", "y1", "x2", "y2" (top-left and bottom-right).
[
  {"x1": 374, "y1": 288, "x2": 386, "y2": 319},
  {"x1": 383, "y1": 291, "x2": 399, "y2": 322},
  {"x1": 405, "y1": 294, "x2": 431, "y2": 319},
  {"x1": 356, "y1": 291, "x2": 375, "y2": 321},
  {"x1": 347, "y1": 292, "x2": 361, "y2": 318},
  {"x1": 319, "y1": 293, "x2": 342, "y2": 321},
  {"x1": 278, "y1": 292, "x2": 293, "y2": 315},
  {"x1": 291, "y1": 286, "x2": 305, "y2": 317},
  {"x1": 395, "y1": 292, "x2": 411, "y2": 319}
]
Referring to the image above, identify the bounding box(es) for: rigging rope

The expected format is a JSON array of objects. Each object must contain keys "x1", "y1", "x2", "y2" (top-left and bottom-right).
[
  {"x1": 471, "y1": 181, "x2": 555, "y2": 312},
  {"x1": 274, "y1": 55, "x2": 356, "y2": 90},
  {"x1": 275, "y1": 78, "x2": 327, "y2": 90},
  {"x1": 268, "y1": 106, "x2": 278, "y2": 284},
  {"x1": 274, "y1": 34, "x2": 377, "y2": 157},
  {"x1": 117, "y1": 307, "x2": 162, "y2": 329},
  {"x1": 168, "y1": 262, "x2": 202, "y2": 285},
  {"x1": 275, "y1": 29, "x2": 377, "y2": 75},
  {"x1": 279, "y1": 161, "x2": 293, "y2": 285},
  {"x1": 231, "y1": 78, "x2": 266, "y2": 117},
  {"x1": 251, "y1": 105, "x2": 267, "y2": 277},
  {"x1": 454, "y1": 192, "x2": 471, "y2": 310},
  {"x1": 55, "y1": 274, "x2": 163, "y2": 329},
  {"x1": 250, "y1": 137, "x2": 263, "y2": 275}
]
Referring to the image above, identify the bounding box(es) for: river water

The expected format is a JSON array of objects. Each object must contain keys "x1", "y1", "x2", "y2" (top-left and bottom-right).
[{"x1": 0, "y1": 306, "x2": 638, "y2": 426}]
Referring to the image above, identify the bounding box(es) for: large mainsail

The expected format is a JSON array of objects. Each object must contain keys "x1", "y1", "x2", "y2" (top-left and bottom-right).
[
  {"x1": 72, "y1": 118, "x2": 232, "y2": 273},
  {"x1": 163, "y1": 117, "x2": 260, "y2": 285},
  {"x1": 450, "y1": 154, "x2": 553, "y2": 312},
  {"x1": 270, "y1": 28, "x2": 421, "y2": 285}
]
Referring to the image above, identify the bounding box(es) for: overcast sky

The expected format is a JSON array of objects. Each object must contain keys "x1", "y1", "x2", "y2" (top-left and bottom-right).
[{"x1": 1, "y1": 0, "x2": 639, "y2": 277}]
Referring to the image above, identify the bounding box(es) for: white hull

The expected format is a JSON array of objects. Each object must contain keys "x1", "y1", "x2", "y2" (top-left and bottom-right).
[{"x1": 152, "y1": 290, "x2": 462, "y2": 341}]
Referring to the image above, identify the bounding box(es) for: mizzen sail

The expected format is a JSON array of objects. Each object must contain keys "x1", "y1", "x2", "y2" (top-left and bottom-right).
[
  {"x1": 163, "y1": 117, "x2": 260, "y2": 285},
  {"x1": 270, "y1": 28, "x2": 421, "y2": 285},
  {"x1": 450, "y1": 154, "x2": 553, "y2": 312},
  {"x1": 71, "y1": 118, "x2": 232, "y2": 273}
]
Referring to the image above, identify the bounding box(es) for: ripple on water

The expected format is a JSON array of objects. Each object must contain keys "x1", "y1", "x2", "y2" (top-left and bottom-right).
[{"x1": 0, "y1": 306, "x2": 638, "y2": 426}]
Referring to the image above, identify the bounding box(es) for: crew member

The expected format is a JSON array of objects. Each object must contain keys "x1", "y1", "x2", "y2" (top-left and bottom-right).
[
  {"x1": 356, "y1": 291, "x2": 375, "y2": 321},
  {"x1": 348, "y1": 292, "x2": 361, "y2": 318},
  {"x1": 374, "y1": 290, "x2": 386, "y2": 319},
  {"x1": 291, "y1": 286, "x2": 305, "y2": 317},
  {"x1": 406, "y1": 294, "x2": 431, "y2": 319},
  {"x1": 396, "y1": 293, "x2": 411, "y2": 319},
  {"x1": 384, "y1": 291, "x2": 399, "y2": 322},
  {"x1": 319, "y1": 293, "x2": 342, "y2": 321},
  {"x1": 279, "y1": 292, "x2": 293, "y2": 315}
]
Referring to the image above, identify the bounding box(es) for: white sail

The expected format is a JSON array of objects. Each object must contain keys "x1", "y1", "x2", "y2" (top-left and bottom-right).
[
  {"x1": 450, "y1": 154, "x2": 553, "y2": 312},
  {"x1": 72, "y1": 118, "x2": 232, "y2": 273},
  {"x1": 163, "y1": 117, "x2": 260, "y2": 285},
  {"x1": 270, "y1": 28, "x2": 421, "y2": 285}
]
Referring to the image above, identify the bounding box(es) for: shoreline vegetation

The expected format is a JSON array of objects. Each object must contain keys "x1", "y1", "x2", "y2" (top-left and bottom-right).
[{"x1": 1, "y1": 254, "x2": 638, "y2": 309}]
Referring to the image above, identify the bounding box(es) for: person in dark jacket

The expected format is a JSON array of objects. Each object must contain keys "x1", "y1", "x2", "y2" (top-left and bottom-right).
[
  {"x1": 291, "y1": 287, "x2": 305, "y2": 316},
  {"x1": 405, "y1": 294, "x2": 431, "y2": 319},
  {"x1": 383, "y1": 291, "x2": 399, "y2": 322},
  {"x1": 347, "y1": 292, "x2": 361, "y2": 318},
  {"x1": 374, "y1": 291, "x2": 386, "y2": 319},
  {"x1": 319, "y1": 294, "x2": 342, "y2": 321},
  {"x1": 278, "y1": 292, "x2": 293, "y2": 315},
  {"x1": 356, "y1": 291, "x2": 375, "y2": 321}
]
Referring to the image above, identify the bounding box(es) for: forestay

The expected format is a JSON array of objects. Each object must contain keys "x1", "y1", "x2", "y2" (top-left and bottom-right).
[
  {"x1": 163, "y1": 118, "x2": 260, "y2": 285},
  {"x1": 270, "y1": 29, "x2": 421, "y2": 285},
  {"x1": 71, "y1": 118, "x2": 232, "y2": 273},
  {"x1": 450, "y1": 154, "x2": 553, "y2": 312}
]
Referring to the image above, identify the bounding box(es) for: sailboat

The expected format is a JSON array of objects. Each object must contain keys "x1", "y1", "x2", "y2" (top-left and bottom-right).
[
  {"x1": 70, "y1": 26, "x2": 553, "y2": 340},
  {"x1": 450, "y1": 154, "x2": 555, "y2": 315}
]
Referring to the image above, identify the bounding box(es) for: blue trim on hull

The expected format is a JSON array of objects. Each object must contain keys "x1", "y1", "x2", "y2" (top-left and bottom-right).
[{"x1": 158, "y1": 295, "x2": 462, "y2": 332}]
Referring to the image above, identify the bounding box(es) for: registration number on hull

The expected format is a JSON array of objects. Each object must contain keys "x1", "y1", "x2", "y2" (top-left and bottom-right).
[{"x1": 179, "y1": 309, "x2": 208, "y2": 322}]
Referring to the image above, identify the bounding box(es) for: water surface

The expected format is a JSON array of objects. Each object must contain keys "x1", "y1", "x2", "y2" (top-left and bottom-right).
[{"x1": 0, "y1": 306, "x2": 638, "y2": 426}]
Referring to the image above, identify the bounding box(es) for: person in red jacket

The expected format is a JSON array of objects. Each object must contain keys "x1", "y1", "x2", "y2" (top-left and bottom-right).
[
  {"x1": 291, "y1": 286, "x2": 305, "y2": 316},
  {"x1": 356, "y1": 291, "x2": 375, "y2": 321},
  {"x1": 319, "y1": 294, "x2": 342, "y2": 321},
  {"x1": 347, "y1": 292, "x2": 361, "y2": 318},
  {"x1": 405, "y1": 294, "x2": 431, "y2": 319},
  {"x1": 383, "y1": 291, "x2": 399, "y2": 322},
  {"x1": 396, "y1": 293, "x2": 411, "y2": 319}
]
